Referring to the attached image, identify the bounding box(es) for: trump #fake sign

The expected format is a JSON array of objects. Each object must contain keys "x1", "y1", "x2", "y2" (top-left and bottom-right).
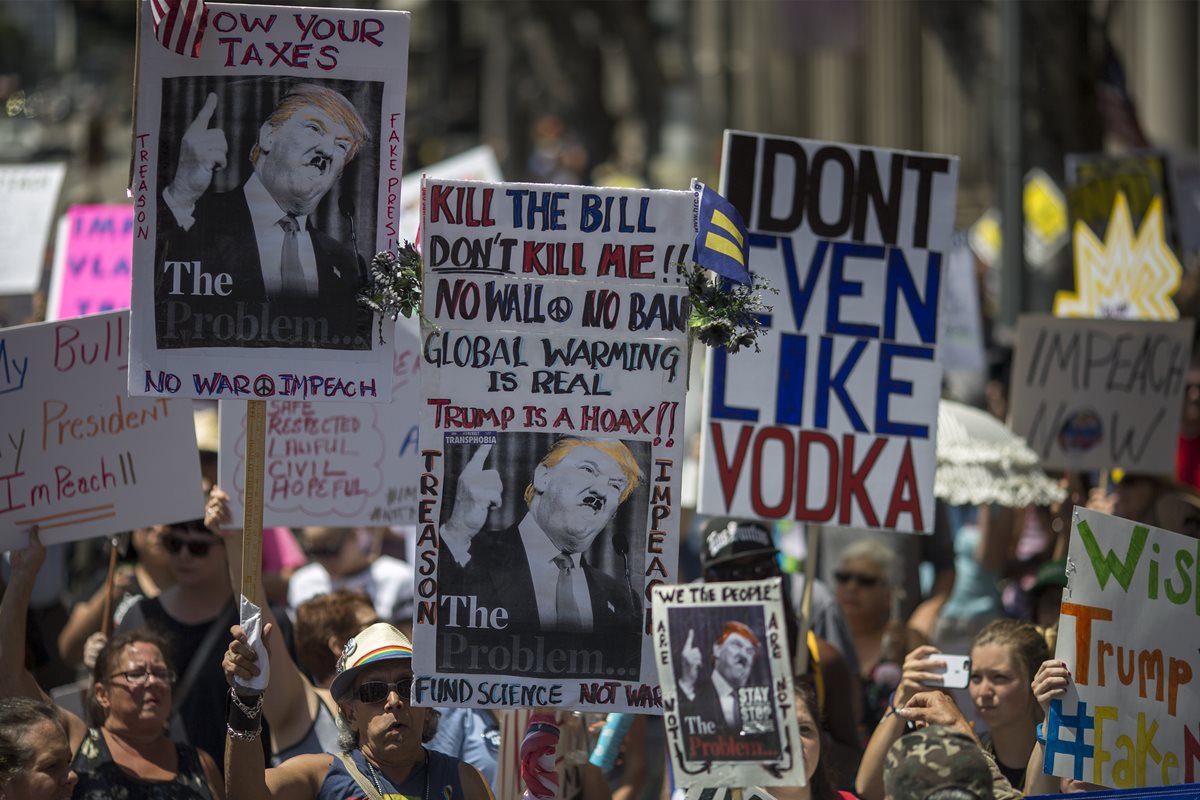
[
  {"x1": 1048, "y1": 508, "x2": 1200, "y2": 788},
  {"x1": 699, "y1": 133, "x2": 959, "y2": 532}
]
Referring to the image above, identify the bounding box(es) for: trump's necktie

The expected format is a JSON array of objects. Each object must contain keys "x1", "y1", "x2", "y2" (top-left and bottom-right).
[
  {"x1": 277, "y1": 214, "x2": 307, "y2": 297},
  {"x1": 552, "y1": 553, "x2": 583, "y2": 631}
]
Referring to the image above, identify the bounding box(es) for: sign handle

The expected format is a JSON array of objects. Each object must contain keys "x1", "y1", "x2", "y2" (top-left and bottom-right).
[
  {"x1": 239, "y1": 400, "x2": 266, "y2": 602},
  {"x1": 100, "y1": 536, "x2": 120, "y2": 637}
]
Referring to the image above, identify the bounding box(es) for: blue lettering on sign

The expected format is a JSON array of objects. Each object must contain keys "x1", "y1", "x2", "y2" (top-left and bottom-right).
[{"x1": 875, "y1": 343, "x2": 934, "y2": 436}]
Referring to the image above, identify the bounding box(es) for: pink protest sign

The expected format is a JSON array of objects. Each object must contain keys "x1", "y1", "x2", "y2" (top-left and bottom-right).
[{"x1": 47, "y1": 205, "x2": 134, "y2": 320}]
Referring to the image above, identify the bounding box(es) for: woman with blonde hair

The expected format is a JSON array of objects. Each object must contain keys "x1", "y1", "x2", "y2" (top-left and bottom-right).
[{"x1": 854, "y1": 619, "x2": 1049, "y2": 799}]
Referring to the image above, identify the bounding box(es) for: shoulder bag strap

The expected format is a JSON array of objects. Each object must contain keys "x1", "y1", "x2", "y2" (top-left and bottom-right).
[
  {"x1": 168, "y1": 599, "x2": 235, "y2": 741},
  {"x1": 335, "y1": 752, "x2": 386, "y2": 800}
]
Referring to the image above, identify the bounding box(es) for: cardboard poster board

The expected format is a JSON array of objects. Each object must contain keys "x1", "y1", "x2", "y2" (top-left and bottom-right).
[
  {"x1": 47, "y1": 205, "x2": 135, "y2": 320},
  {"x1": 411, "y1": 179, "x2": 692, "y2": 712},
  {"x1": 938, "y1": 236, "x2": 986, "y2": 375},
  {"x1": 128, "y1": 1, "x2": 409, "y2": 401},
  {"x1": 698, "y1": 132, "x2": 959, "y2": 533},
  {"x1": 397, "y1": 146, "x2": 502, "y2": 245},
  {"x1": 654, "y1": 579, "x2": 804, "y2": 791},
  {"x1": 217, "y1": 315, "x2": 421, "y2": 526},
  {"x1": 1045, "y1": 507, "x2": 1200, "y2": 788},
  {"x1": 1009, "y1": 315, "x2": 1193, "y2": 475},
  {"x1": 0, "y1": 163, "x2": 67, "y2": 295},
  {"x1": 1058, "y1": 153, "x2": 1182, "y2": 320},
  {"x1": 0, "y1": 311, "x2": 203, "y2": 549}
]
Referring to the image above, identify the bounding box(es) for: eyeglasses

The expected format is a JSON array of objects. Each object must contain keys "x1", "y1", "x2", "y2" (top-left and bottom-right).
[
  {"x1": 110, "y1": 668, "x2": 176, "y2": 686},
  {"x1": 833, "y1": 571, "x2": 883, "y2": 588},
  {"x1": 162, "y1": 534, "x2": 220, "y2": 557},
  {"x1": 356, "y1": 678, "x2": 413, "y2": 704},
  {"x1": 304, "y1": 541, "x2": 345, "y2": 559}
]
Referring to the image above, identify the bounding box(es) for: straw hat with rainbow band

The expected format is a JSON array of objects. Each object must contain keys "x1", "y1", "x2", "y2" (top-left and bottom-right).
[{"x1": 330, "y1": 622, "x2": 414, "y2": 702}]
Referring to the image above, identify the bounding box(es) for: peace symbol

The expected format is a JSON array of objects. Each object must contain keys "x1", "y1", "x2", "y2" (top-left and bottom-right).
[
  {"x1": 548, "y1": 296, "x2": 573, "y2": 323},
  {"x1": 253, "y1": 374, "x2": 276, "y2": 397}
]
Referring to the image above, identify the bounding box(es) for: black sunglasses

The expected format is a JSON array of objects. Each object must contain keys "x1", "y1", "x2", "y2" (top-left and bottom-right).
[
  {"x1": 162, "y1": 534, "x2": 220, "y2": 557},
  {"x1": 706, "y1": 557, "x2": 779, "y2": 583},
  {"x1": 834, "y1": 570, "x2": 883, "y2": 588},
  {"x1": 356, "y1": 678, "x2": 414, "y2": 704},
  {"x1": 305, "y1": 542, "x2": 344, "y2": 559}
]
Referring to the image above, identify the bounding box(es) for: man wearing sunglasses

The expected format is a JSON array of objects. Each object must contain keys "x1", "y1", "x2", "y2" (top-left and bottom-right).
[
  {"x1": 114, "y1": 519, "x2": 239, "y2": 769},
  {"x1": 224, "y1": 621, "x2": 493, "y2": 799}
]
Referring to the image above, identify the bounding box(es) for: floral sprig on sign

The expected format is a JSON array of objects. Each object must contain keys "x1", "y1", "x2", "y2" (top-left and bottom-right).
[
  {"x1": 358, "y1": 241, "x2": 424, "y2": 344},
  {"x1": 685, "y1": 264, "x2": 776, "y2": 353}
]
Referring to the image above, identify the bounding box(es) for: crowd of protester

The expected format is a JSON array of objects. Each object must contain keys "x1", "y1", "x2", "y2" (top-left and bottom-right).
[{"x1": 5, "y1": 354, "x2": 1200, "y2": 800}]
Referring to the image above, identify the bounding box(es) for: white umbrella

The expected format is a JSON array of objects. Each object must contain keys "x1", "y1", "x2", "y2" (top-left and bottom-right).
[{"x1": 936, "y1": 400, "x2": 1067, "y2": 508}]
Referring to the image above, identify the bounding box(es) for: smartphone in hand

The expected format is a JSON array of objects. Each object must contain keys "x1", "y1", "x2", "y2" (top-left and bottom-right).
[{"x1": 923, "y1": 654, "x2": 971, "y2": 689}]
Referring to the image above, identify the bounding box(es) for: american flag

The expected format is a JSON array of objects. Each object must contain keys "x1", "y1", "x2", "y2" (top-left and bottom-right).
[{"x1": 150, "y1": 0, "x2": 208, "y2": 58}]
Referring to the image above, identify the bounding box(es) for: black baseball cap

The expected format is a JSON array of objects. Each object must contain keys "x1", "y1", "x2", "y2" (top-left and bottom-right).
[{"x1": 700, "y1": 517, "x2": 777, "y2": 570}]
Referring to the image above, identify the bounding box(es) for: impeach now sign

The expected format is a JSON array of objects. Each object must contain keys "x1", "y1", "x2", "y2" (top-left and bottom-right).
[{"x1": 1047, "y1": 508, "x2": 1200, "y2": 788}]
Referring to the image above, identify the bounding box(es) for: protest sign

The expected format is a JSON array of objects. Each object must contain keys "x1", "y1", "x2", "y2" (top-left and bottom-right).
[
  {"x1": 0, "y1": 163, "x2": 67, "y2": 295},
  {"x1": 1009, "y1": 315, "x2": 1193, "y2": 475},
  {"x1": 686, "y1": 788, "x2": 780, "y2": 800},
  {"x1": 1066, "y1": 152, "x2": 1175, "y2": 249},
  {"x1": 965, "y1": 169, "x2": 1068, "y2": 271},
  {"x1": 938, "y1": 236, "x2": 985, "y2": 375},
  {"x1": 218, "y1": 315, "x2": 421, "y2": 526},
  {"x1": 0, "y1": 311, "x2": 203, "y2": 550},
  {"x1": 128, "y1": 1, "x2": 409, "y2": 401},
  {"x1": 47, "y1": 205, "x2": 135, "y2": 320},
  {"x1": 1057, "y1": 152, "x2": 1182, "y2": 320},
  {"x1": 698, "y1": 132, "x2": 959, "y2": 533},
  {"x1": 1024, "y1": 168, "x2": 1070, "y2": 268},
  {"x1": 397, "y1": 145, "x2": 502, "y2": 245},
  {"x1": 653, "y1": 579, "x2": 804, "y2": 790},
  {"x1": 1045, "y1": 507, "x2": 1200, "y2": 788},
  {"x1": 411, "y1": 179, "x2": 692, "y2": 712}
]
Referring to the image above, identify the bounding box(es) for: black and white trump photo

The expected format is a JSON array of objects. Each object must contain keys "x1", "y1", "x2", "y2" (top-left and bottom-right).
[
  {"x1": 153, "y1": 76, "x2": 381, "y2": 350},
  {"x1": 666, "y1": 605, "x2": 783, "y2": 763},
  {"x1": 434, "y1": 431, "x2": 650, "y2": 681}
]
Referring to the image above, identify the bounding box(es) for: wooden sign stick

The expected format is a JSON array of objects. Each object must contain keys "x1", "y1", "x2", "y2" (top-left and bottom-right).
[{"x1": 239, "y1": 400, "x2": 267, "y2": 603}]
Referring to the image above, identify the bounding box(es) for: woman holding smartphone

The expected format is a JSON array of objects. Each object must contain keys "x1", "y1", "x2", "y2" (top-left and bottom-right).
[{"x1": 853, "y1": 619, "x2": 1049, "y2": 799}]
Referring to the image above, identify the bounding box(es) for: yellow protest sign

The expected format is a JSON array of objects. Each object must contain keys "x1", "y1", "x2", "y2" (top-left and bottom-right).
[{"x1": 1053, "y1": 192, "x2": 1181, "y2": 320}]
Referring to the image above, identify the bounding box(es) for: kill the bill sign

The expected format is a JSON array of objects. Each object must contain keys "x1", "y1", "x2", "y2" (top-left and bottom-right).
[
  {"x1": 412, "y1": 179, "x2": 692, "y2": 712},
  {"x1": 128, "y1": 1, "x2": 409, "y2": 401},
  {"x1": 699, "y1": 132, "x2": 959, "y2": 532},
  {"x1": 1046, "y1": 508, "x2": 1200, "y2": 789}
]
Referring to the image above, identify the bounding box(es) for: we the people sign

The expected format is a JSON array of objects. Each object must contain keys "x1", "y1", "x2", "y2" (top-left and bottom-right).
[
  {"x1": 1046, "y1": 508, "x2": 1200, "y2": 788},
  {"x1": 698, "y1": 132, "x2": 959, "y2": 532}
]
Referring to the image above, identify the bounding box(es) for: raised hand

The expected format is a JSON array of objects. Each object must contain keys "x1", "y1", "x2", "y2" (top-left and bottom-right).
[
  {"x1": 223, "y1": 621, "x2": 273, "y2": 689},
  {"x1": 9, "y1": 526, "x2": 45, "y2": 580},
  {"x1": 1031, "y1": 659, "x2": 1071, "y2": 717},
  {"x1": 167, "y1": 92, "x2": 228, "y2": 209},
  {"x1": 895, "y1": 644, "x2": 945, "y2": 706},
  {"x1": 896, "y1": 690, "x2": 976, "y2": 742},
  {"x1": 442, "y1": 443, "x2": 503, "y2": 552},
  {"x1": 206, "y1": 485, "x2": 233, "y2": 532}
]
